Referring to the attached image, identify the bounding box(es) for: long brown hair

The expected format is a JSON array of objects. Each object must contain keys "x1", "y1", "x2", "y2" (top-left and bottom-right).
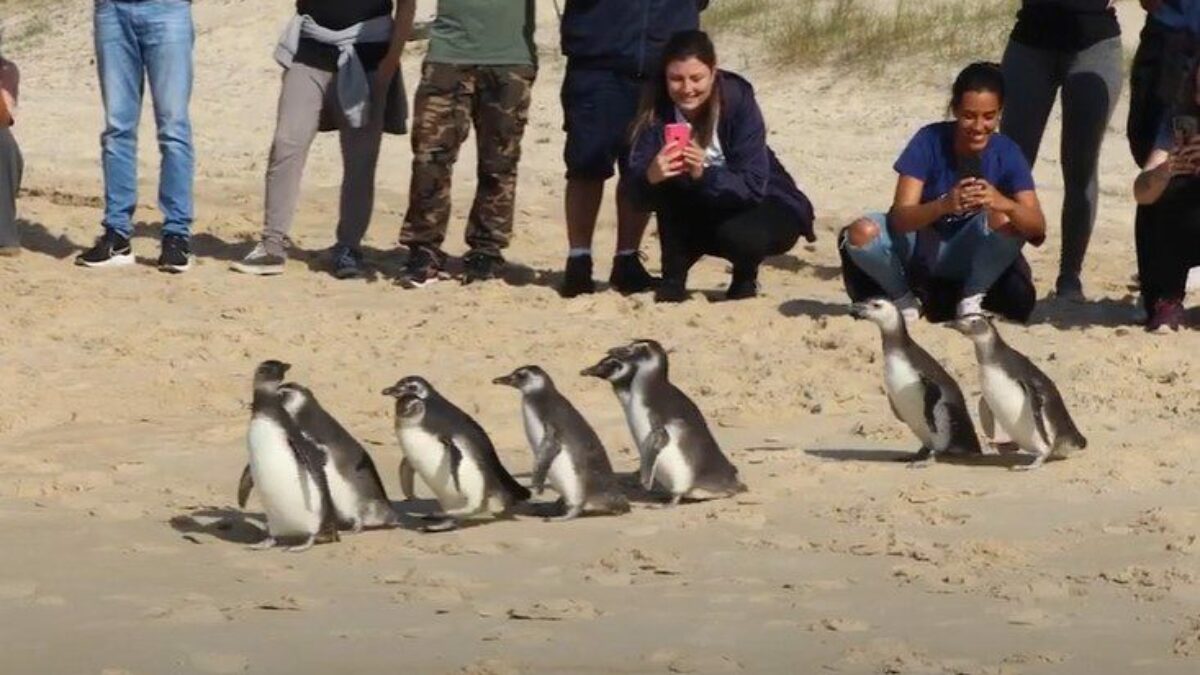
[{"x1": 630, "y1": 30, "x2": 722, "y2": 149}]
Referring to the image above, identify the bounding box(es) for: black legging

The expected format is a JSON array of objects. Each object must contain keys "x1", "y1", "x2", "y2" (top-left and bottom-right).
[
  {"x1": 837, "y1": 227, "x2": 1038, "y2": 324},
  {"x1": 657, "y1": 195, "x2": 806, "y2": 289},
  {"x1": 1140, "y1": 178, "x2": 1200, "y2": 306}
]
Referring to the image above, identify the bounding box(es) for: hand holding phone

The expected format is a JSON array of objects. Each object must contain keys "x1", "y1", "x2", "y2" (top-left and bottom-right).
[{"x1": 664, "y1": 123, "x2": 691, "y2": 151}]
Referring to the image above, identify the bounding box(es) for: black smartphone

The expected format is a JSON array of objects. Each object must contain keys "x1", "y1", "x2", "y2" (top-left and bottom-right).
[
  {"x1": 957, "y1": 155, "x2": 983, "y2": 181},
  {"x1": 1173, "y1": 115, "x2": 1198, "y2": 145}
]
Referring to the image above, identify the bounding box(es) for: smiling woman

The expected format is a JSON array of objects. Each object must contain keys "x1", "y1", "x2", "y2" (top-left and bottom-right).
[{"x1": 0, "y1": 33, "x2": 22, "y2": 256}]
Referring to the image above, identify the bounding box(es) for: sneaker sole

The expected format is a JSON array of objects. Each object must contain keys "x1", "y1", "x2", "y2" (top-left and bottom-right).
[
  {"x1": 75, "y1": 252, "x2": 135, "y2": 269},
  {"x1": 158, "y1": 257, "x2": 193, "y2": 274},
  {"x1": 231, "y1": 262, "x2": 285, "y2": 276},
  {"x1": 397, "y1": 276, "x2": 442, "y2": 290}
]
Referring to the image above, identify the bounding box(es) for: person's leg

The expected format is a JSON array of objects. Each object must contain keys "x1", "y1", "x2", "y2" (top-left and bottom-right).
[
  {"x1": 1127, "y1": 17, "x2": 1171, "y2": 167},
  {"x1": 999, "y1": 40, "x2": 1062, "y2": 168},
  {"x1": 1135, "y1": 201, "x2": 1162, "y2": 312},
  {"x1": 841, "y1": 213, "x2": 916, "y2": 301},
  {"x1": 93, "y1": 0, "x2": 143, "y2": 242},
  {"x1": 463, "y1": 64, "x2": 536, "y2": 265},
  {"x1": 1143, "y1": 183, "x2": 1200, "y2": 329},
  {"x1": 140, "y1": 0, "x2": 195, "y2": 242},
  {"x1": 0, "y1": 128, "x2": 21, "y2": 251},
  {"x1": 400, "y1": 63, "x2": 473, "y2": 257},
  {"x1": 654, "y1": 191, "x2": 705, "y2": 302},
  {"x1": 610, "y1": 73, "x2": 656, "y2": 292},
  {"x1": 1058, "y1": 36, "x2": 1123, "y2": 296},
  {"x1": 560, "y1": 68, "x2": 612, "y2": 256},
  {"x1": 709, "y1": 199, "x2": 803, "y2": 299},
  {"x1": 981, "y1": 256, "x2": 1037, "y2": 324},
  {"x1": 256, "y1": 64, "x2": 328, "y2": 260},
  {"x1": 930, "y1": 212, "x2": 1024, "y2": 315}
]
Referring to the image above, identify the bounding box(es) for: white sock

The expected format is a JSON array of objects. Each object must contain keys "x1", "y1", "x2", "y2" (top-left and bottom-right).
[
  {"x1": 957, "y1": 293, "x2": 985, "y2": 318},
  {"x1": 568, "y1": 247, "x2": 592, "y2": 258}
]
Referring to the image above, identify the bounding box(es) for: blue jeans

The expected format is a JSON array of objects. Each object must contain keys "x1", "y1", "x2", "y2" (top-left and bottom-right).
[
  {"x1": 94, "y1": 0, "x2": 195, "y2": 238},
  {"x1": 844, "y1": 211, "x2": 1025, "y2": 299}
]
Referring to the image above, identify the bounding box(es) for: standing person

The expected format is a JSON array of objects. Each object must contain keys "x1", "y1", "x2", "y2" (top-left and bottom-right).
[
  {"x1": 1000, "y1": 0, "x2": 1123, "y2": 302},
  {"x1": 0, "y1": 36, "x2": 21, "y2": 256},
  {"x1": 557, "y1": 0, "x2": 710, "y2": 298},
  {"x1": 839, "y1": 63, "x2": 1047, "y2": 323},
  {"x1": 395, "y1": 0, "x2": 537, "y2": 287},
  {"x1": 627, "y1": 31, "x2": 815, "y2": 302},
  {"x1": 232, "y1": 0, "x2": 415, "y2": 279},
  {"x1": 77, "y1": 0, "x2": 196, "y2": 272},
  {"x1": 1127, "y1": 0, "x2": 1199, "y2": 316}
]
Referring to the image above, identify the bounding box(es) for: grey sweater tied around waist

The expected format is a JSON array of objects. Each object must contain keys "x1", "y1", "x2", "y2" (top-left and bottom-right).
[{"x1": 275, "y1": 14, "x2": 395, "y2": 129}]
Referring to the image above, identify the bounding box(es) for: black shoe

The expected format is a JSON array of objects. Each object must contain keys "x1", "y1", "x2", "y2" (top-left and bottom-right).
[
  {"x1": 609, "y1": 251, "x2": 659, "y2": 294},
  {"x1": 76, "y1": 230, "x2": 134, "y2": 268},
  {"x1": 655, "y1": 279, "x2": 689, "y2": 303},
  {"x1": 560, "y1": 254, "x2": 595, "y2": 298},
  {"x1": 157, "y1": 234, "x2": 192, "y2": 273},
  {"x1": 396, "y1": 245, "x2": 447, "y2": 289},
  {"x1": 330, "y1": 244, "x2": 364, "y2": 279},
  {"x1": 1054, "y1": 274, "x2": 1085, "y2": 303},
  {"x1": 462, "y1": 251, "x2": 504, "y2": 285},
  {"x1": 726, "y1": 278, "x2": 758, "y2": 300}
]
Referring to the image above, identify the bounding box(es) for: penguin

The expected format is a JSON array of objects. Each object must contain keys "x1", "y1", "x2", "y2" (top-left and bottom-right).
[
  {"x1": 493, "y1": 366, "x2": 629, "y2": 521},
  {"x1": 382, "y1": 376, "x2": 531, "y2": 531},
  {"x1": 238, "y1": 383, "x2": 398, "y2": 532},
  {"x1": 601, "y1": 340, "x2": 745, "y2": 505},
  {"x1": 952, "y1": 314, "x2": 1088, "y2": 471},
  {"x1": 241, "y1": 360, "x2": 340, "y2": 552},
  {"x1": 850, "y1": 298, "x2": 982, "y2": 466}
]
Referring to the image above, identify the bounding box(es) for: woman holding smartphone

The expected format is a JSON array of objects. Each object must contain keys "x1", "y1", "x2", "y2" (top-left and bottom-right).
[
  {"x1": 627, "y1": 30, "x2": 815, "y2": 303},
  {"x1": 839, "y1": 62, "x2": 1047, "y2": 323},
  {"x1": 1132, "y1": 61, "x2": 1200, "y2": 332}
]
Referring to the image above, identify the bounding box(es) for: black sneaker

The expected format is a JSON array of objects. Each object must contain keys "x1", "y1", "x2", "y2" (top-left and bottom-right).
[
  {"x1": 396, "y1": 245, "x2": 447, "y2": 289},
  {"x1": 330, "y1": 244, "x2": 364, "y2": 280},
  {"x1": 462, "y1": 251, "x2": 504, "y2": 285},
  {"x1": 609, "y1": 251, "x2": 658, "y2": 294},
  {"x1": 1054, "y1": 274, "x2": 1085, "y2": 303},
  {"x1": 157, "y1": 234, "x2": 192, "y2": 273},
  {"x1": 655, "y1": 279, "x2": 689, "y2": 303},
  {"x1": 75, "y1": 230, "x2": 134, "y2": 268},
  {"x1": 230, "y1": 242, "x2": 286, "y2": 276},
  {"x1": 559, "y1": 254, "x2": 595, "y2": 298},
  {"x1": 726, "y1": 278, "x2": 758, "y2": 300}
]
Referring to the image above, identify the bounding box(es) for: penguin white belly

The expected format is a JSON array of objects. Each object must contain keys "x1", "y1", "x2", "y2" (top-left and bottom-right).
[
  {"x1": 884, "y1": 354, "x2": 933, "y2": 444},
  {"x1": 397, "y1": 426, "x2": 468, "y2": 510},
  {"x1": 980, "y1": 366, "x2": 1046, "y2": 451},
  {"x1": 653, "y1": 422, "x2": 694, "y2": 495},
  {"x1": 548, "y1": 450, "x2": 584, "y2": 506},
  {"x1": 521, "y1": 403, "x2": 545, "y2": 453},
  {"x1": 248, "y1": 418, "x2": 322, "y2": 538},
  {"x1": 624, "y1": 395, "x2": 654, "y2": 450},
  {"x1": 325, "y1": 460, "x2": 366, "y2": 524}
]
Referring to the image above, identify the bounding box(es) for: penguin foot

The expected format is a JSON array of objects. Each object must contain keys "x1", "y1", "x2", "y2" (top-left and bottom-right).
[
  {"x1": 247, "y1": 537, "x2": 276, "y2": 551},
  {"x1": 284, "y1": 537, "x2": 315, "y2": 553},
  {"x1": 544, "y1": 505, "x2": 584, "y2": 522},
  {"x1": 990, "y1": 441, "x2": 1022, "y2": 454},
  {"x1": 420, "y1": 518, "x2": 460, "y2": 533},
  {"x1": 667, "y1": 494, "x2": 684, "y2": 508},
  {"x1": 350, "y1": 520, "x2": 365, "y2": 535},
  {"x1": 1011, "y1": 455, "x2": 1047, "y2": 471},
  {"x1": 907, "y1": 456, "x2": 936, "y2": 469}
]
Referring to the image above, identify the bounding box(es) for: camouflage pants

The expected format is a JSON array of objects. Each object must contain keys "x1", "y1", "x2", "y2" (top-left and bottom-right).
[{"x1": 401, "y1": 62, "x2": 536, "y2": 256}]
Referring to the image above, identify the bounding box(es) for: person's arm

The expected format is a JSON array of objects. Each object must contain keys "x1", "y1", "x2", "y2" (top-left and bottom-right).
[
  {"x1": 0, "y1": 61, "x2": 18, "y2": 128},
  {"x1": 375, "y1": 0, "x2": 416, "y2": 86},
  {"x1": 1139, "y1": 0, "x2": 1163, "y2": 13},
  {"x1": 888, "y1": 175, "x2": 964, "y2": 234},
  {"x1": 687, "y1": 85, "x2": 770, "y2": 209},
  {"x1": 1135, "y1": 148, "x2": 1174, "y2": 204},
  {"x1": 965, "y1": 184, "x2": 1046, "y2": 242}
]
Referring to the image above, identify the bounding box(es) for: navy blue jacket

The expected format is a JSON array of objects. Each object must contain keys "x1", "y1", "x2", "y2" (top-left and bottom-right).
[
  {"x1": 627, "y1": 71, "x2": 816, "y2": 241},
  {"x1": 560, "y1": 0, "x2": 709, "y2": 78}
]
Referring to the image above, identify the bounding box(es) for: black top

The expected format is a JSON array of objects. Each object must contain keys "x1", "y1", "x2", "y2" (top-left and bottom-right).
[
  {"x1": 294, "y1": 0, "x2": 394, "y2": 73},
  {"x1": 1010, "y1": 0, "x2": 1120, "y2": 52}
]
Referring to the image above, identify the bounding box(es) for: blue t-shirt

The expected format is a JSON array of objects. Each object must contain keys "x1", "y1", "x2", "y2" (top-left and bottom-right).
[{"x1": 893, "y1": 121, "x2": 1036, "y2": 235}]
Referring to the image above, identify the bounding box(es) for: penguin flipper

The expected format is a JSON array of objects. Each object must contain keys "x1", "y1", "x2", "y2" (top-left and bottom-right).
[
  {"x1": 639, "y1": 427, "x2": 669, "y2": 490},
  {"x1": 438, "y1": 435, "x2": 465, "y2": 494},
  {"x1": 398, "y1": 457, "x2": 416, "y2": 500},
  {"x1": 237, "y1": 464, "x2": 254, "y2": 509},
  {"x1": 978, "y1": 396, "x2": 996, "y2": 440},
  {"x1": 532, "y1": 427, "x2": 563, "y2": 495},
  {"x1": 920, "y1": 376, "x2": 942, "y2": 436},
  {"x1": 1018, "y1": 379, "x2": 1052, "y2": 448},
  {"x1": 286, "y1": 432, "x2": 340, "y2": 543}
]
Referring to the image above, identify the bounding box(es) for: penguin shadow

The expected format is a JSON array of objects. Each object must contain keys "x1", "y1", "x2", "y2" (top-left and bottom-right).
[
  {"x1": 762, "y1": 253, "x2": 842, "y2": 281},
  {"x1": 804, "y1": 448, "x2": 1030, "y2": 469},
  {"x1": 777, "y1": 297, "x2": 853, "y2": 318},
  {"x1": 169, "y1": 507, "x2": 267, "y2": 545},
  {"x1": 1029, "y1": 294, "x2": 1142, "y2": 330},
  {"x1": 14, "y1": 219, "x2": 85, "y2": 259}
]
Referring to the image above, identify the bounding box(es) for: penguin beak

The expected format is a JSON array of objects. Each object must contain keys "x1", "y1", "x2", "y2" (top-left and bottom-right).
[
  {"x1": 492, "y1": 374, "x2": 516, "y2": 387},
  {"x1": 381, "y1": 385, "x2": 399, "y2": 397},
  {"x1": 580, "y1": 360, "x2": 608, "y2": 378},
  {"x1": 948, "y1": 319, "x2": 971, "y2": 334},
  {"x1": 849, "y1": 303, "x2": 868, "y2": 320}
]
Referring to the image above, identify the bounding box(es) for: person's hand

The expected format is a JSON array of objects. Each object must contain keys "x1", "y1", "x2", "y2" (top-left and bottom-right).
[
  {"x1": 1168, "y1": 142, "x2": 1200, "y2": 176},
  {"x1": 941, "y1": 178, "x2": 975, "y2": 215},
  {"x1": 961, "y1": 178, "x2": 1002, "y2": 212},
  {"x1": 648, "y1": 143, "x2": 685, "y2": 184},
  {"x1": 680, "y1": 142, "x2": 706, "y2": 180}
]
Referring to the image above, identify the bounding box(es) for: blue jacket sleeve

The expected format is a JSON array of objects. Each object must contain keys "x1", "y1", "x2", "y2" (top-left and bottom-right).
[
  {"x1": 626, "y1": 124, "x2": 665, "y2": 210},
  {"x1": 695, "y1": 90, "x2": 770, "y2": 210}
]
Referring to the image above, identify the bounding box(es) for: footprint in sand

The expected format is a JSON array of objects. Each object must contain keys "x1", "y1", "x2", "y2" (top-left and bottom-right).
[{"x1": 506, "y1": 598, "x2": 599, "y2": 621}]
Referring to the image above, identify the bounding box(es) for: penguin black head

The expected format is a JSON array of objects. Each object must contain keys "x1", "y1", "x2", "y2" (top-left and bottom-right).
[
  {"x1": 581, "y1": 356, "x2": 635, "y2": 385},
  {"x1": 277, "y1": 382, "x2": 312, "y2": 414},
  {"x1": 493, "y1": 366, "x2": 552, "y2": 393},
  {"x1": 850, "y1": 298, "x2": 905, "y2": 332},
  {"x1": 614, "y1": 339, "x2": 669, "y2": 377},
  {"x1": 950, "y1": 313, "x2": 996, "y2": 342},
  {"x1": 254, "y1": 360, "x2": 291, "y2": 391},
  {"x1": 381, "y1": 376, "x2": 434, "y2": 400}
]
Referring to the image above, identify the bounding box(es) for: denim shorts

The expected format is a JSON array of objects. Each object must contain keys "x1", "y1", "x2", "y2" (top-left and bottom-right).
[{"x1": 560, "y1": 67, "x2": 643, "y2": 180}]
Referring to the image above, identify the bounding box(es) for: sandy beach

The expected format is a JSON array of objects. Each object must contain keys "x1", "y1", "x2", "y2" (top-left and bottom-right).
[{"x1": 0, "y1": 1, "x2": 1198, "y2": 673}]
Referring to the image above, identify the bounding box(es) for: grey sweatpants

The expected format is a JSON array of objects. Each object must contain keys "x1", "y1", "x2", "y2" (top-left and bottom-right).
[
  {"x1": 262, "y1": 61, "x2": 384, "y2": 255},
  {"x1": 0, "y1": 127, "x2": 21, "y2": 248},
  {"x1": 1000, "y1": 36, "x2": 1123, "y2": 284}
]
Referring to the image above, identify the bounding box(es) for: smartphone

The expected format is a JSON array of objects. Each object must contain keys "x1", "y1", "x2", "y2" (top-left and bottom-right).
[
  {"x1": 664, "y1": 123, "x2": 691, "y2": 150},
  {"x1": 956, "y1": 155, "x2": 983, "y2": 181},
  {"x1": 1173, "y1": 115, "x2": 1198, "y2": 145}
]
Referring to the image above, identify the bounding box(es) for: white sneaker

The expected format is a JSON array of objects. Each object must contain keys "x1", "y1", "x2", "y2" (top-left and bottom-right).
[
  {"x1": 956, "y1": 293, "x2": 984, "y2": 318},
  {"x1": 894, "y1": 293, "x2": 921, "y2": 323},
  {"x1": 231, "y1": 242, "x2": 286, "y2": 276}
]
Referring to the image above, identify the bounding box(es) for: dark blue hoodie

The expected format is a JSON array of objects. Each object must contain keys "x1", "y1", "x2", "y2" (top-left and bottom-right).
[
  {"x1": 560, "y1": 0, "x2": 709, "y2": 78},
  {"x1": 627, "y1": 71, "x2": 816, "y2": 242}
]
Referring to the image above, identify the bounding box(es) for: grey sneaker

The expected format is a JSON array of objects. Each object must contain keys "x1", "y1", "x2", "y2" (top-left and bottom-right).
[{"x1": 231, "y1": 242, "x2": 286, "y2": 276}]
